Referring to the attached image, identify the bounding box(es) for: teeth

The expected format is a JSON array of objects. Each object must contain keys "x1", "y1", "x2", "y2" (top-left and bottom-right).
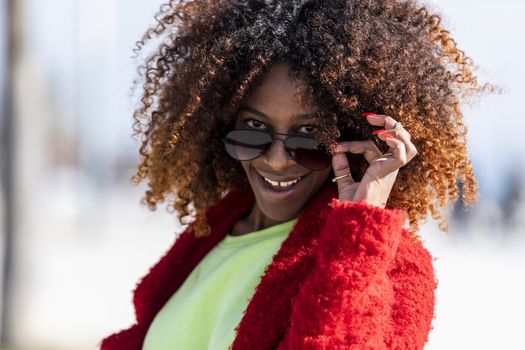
[{"x1": 263, "y1": 176, "x2": 301, "y2": 187}]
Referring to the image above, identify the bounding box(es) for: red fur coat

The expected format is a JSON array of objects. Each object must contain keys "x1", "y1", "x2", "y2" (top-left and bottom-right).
[{"x1": 99, "y1": 180, "x2": 437, "y2": 349}]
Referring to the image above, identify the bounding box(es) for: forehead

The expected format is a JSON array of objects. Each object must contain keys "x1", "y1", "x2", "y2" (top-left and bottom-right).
[
  {"x1": 238, "y1": 62, "x2": 317, "y2": 124},
  {"x1": 239, "y1": 105, "x2": 318, "y2": 123}
]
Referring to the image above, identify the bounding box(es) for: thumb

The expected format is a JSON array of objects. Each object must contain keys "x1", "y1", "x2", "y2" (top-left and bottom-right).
[{"x1": 331, "y1": 152, "x2": 356, "y2": 196}]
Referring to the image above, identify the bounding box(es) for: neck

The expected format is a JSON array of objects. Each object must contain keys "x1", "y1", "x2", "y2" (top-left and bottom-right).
[{"x1": 229, "y1": 203, "x2": 302, "y2": 236}]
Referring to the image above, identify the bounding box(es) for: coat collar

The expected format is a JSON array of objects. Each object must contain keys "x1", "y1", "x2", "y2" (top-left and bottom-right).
[{"x1": 132, "y1": 179, "x2": 339, "y2": 348}]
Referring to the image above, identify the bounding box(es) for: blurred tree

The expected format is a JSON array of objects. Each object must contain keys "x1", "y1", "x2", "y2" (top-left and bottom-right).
[
  {"x1": 0, "y1": 0, "x2": 16, "y2": 347},
  {"x1": 499, "y1": 169, "x2": 524, "y2": 231},
  {"x1": 451, "y1": 180, "x2": 472, "y2": 230}
]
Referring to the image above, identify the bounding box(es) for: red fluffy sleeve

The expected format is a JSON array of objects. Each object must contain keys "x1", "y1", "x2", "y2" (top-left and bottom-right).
[{"x1": 277, "y1": 199, "x2": 437, "y2": 350}]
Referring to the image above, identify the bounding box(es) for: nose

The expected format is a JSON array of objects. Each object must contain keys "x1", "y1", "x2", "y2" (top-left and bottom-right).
[{"x1": 262, "y1": 137, "x2": 296, "y2": 170}]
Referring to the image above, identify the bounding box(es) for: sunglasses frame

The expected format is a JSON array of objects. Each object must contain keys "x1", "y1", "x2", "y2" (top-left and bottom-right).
[{"x1": 222, "y1": 128, "x2": 332, "y2": 170}]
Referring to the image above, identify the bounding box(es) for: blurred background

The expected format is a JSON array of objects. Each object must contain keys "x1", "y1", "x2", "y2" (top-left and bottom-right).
[{"x1": 0, "y1": 0, "x2": 523, "y2": 349}]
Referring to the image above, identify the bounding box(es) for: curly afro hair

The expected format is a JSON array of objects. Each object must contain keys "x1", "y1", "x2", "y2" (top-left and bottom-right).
[{"x1": 129, "y1": 0, "x2": 494, "y2": 238}]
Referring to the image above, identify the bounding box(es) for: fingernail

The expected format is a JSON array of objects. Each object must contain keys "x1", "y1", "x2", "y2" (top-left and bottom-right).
[
  {"x1": 371, "y1": 129, "x2": 386, "y2": 135},
  {"x1": 382, "y1": 134, "x2": 395, "y2": 139},
  {"x1": 360, "y1": 112, "x2": 377, "y2": 117}
]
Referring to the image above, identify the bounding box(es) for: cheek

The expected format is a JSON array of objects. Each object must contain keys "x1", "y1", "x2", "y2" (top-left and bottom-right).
[
  {"x1": 314, "y1": 167, "x2": 332, "y2": 183},
  {"x1": 240, "y1": 161, "x2": 250, "y2": 174},
  {"x1": 240, "y1": 161, "x2": 255, "y2": 180}
]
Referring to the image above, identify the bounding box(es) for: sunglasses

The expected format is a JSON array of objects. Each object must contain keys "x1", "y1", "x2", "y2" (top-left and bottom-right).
[{"x1": 222, "y1": 129, "x2": 332, "y2": 170}]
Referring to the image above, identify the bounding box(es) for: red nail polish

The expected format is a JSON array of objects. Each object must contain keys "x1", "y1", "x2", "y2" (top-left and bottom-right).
[
  {"x1": 360, "y1": 112, "x2": 377, "y2": 117},
  {"x1": 383, "y1": 134, "x2": 395, "y2": 139},
  {"x1": 372, "y1": 129, "x2": 386, "y2": 135}
]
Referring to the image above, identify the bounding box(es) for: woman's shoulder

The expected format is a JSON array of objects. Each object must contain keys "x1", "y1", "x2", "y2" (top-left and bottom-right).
[{"x1": 392, "y1": 228, "x2": 435, "y2": 274}]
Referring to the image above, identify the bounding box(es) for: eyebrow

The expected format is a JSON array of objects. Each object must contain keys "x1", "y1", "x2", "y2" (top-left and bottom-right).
[{"x1": 239, "y1": 105, "x2": 318, "y2": 121}]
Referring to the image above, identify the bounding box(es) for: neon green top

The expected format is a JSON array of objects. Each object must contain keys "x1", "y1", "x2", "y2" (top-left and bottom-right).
[{"x1": 142, "y1": 218, "x2": 297, "y2": 350}]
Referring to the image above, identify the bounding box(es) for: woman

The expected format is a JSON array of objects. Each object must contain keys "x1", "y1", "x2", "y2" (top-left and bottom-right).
[{"x1": 100, "y1": 0, "x2": 489, "y2": 349}]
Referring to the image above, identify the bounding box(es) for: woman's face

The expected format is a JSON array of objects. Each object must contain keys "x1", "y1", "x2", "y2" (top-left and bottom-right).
[{"x1": 233, "y1": 62, "x2": 332, "y2": 222}]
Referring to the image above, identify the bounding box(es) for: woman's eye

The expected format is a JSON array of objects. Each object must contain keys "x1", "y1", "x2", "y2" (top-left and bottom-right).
[
  {"x1": 299, "y1": 124, "x2": 317, "y2": 133},
  {"x1": 244, "y1": 118, "x2": 266, "y2": 129}
]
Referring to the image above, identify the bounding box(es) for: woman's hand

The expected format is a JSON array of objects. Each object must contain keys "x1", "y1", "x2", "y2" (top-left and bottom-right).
[{"x1": 328, "y1": 113, "x2": 418, "y2": 209}]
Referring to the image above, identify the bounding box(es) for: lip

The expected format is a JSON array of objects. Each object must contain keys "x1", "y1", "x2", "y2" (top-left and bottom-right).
[{"x1": 254, "y1": 169, "x2": 308, "y2": 202}]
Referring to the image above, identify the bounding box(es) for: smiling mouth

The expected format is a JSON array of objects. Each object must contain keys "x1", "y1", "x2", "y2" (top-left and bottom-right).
[
  {"x1": 263, "y1": 176, "x2": 303, "y2": 187},
  {"x1": 255, "y1": 171, "x2": 308, "y2": 191}
]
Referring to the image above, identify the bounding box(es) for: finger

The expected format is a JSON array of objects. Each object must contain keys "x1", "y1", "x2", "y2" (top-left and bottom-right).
[
  {"x1": 331, "y1": 152, "x2": 355, "y2": 187},
  {"x1": 377, "y1": 129, "x2": 418, "y2": 161},
  {"x1": 360, "y1": 113, "x2": 396, "y2": 127},
  {"x1": 375, "y1": 125, "x2": 412, "y2": 141},
  {"x1": 362, "y1": 114, "x2": 412, "y2": 141},
  {"x1": 338, "y1": 181, "x2": 360, "y2": 202},
  {"x1": 332, "y1": 140, "x2": 384, "y2": 164},
  {"x1": 377, "y1": 135, "x2": 408, "y2": 172},
  {"x1": 360, "y1": 113, "x2": 389, "y2": 127},
  {"x1": 362, "y1": 113, "x2": 417, "y2": 160}
]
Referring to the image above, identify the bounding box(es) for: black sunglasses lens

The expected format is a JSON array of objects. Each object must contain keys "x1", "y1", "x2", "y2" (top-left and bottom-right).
[
  {"x1": 224, "y1": 130, "x2": 272, "y2": 160},
  {"x1": 286, "y1": 137, "x2": 331, "y2": 170}
]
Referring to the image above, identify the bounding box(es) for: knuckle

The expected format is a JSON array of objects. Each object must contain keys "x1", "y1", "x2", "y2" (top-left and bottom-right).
[
  {"x1": 366, "y1": 140, "x2": 377, "y2": 148},
  {"x1": 408, "y1": 144, "x2": 418, "y2": 155},
  {"x1": 334, "y1": 164, "x2": 350, "y2": 172},
  {"x1": 385, "y1": 116, "x2": 396, "y2": 126}
]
